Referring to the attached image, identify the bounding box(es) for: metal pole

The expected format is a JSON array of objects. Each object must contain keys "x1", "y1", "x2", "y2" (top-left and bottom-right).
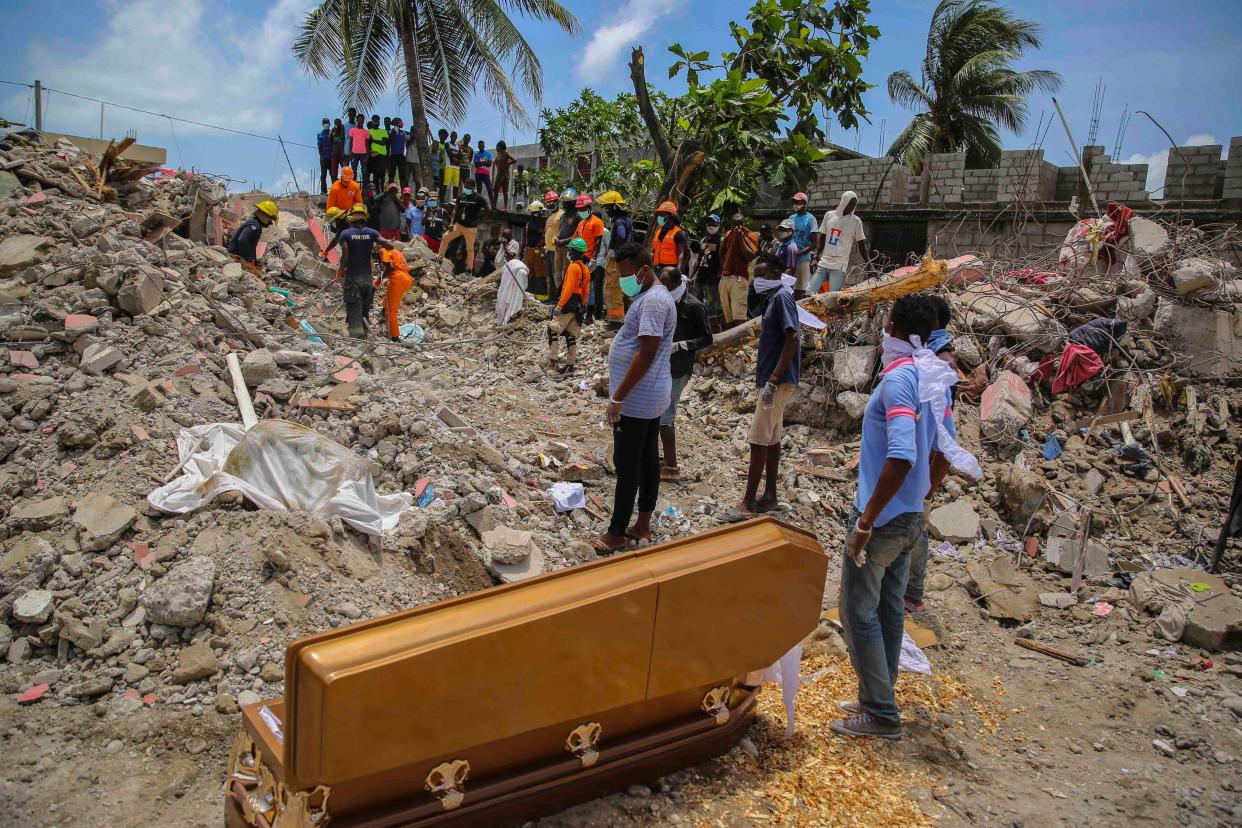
[
  {"x1": 99, "y1": 102, "x2": 104, "y2": 139},
  {"x1": 33, "y1": 79, "x2": 43, "y2": 132},
  {"x1": 1052, "y1": 96, "x2": 1100, "y2": 217},
  {"x1": 277, "y1": 133, "x2": 300, "y2": 193}
]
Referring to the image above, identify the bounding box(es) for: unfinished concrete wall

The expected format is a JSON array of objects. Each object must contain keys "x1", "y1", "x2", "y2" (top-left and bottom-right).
[
  {"x1": 997, "y1": 150, "x2": 1059, "y2": 203},
  {"x1": 1082, "y1": 146, "x2": 1149, "y2": 203},
  {"x1": 962, "y1": 168, "x2": 1000, "y2": 202},
  {"x1": 807, "y1": 156, "x2": 910, "y2": 209},
  {"x1": 926, "y1": 153, "x2": 966, "y2": 204},
  {"x1": 1225, "y1": 137, "x2": 1242, "y2": 200},
  {"x1": 1165, "y1": 143, "x2": 1224, "y2": 200},
  {"x1": 928, "y1": 216, "x2": 1075, "y2": 257}
]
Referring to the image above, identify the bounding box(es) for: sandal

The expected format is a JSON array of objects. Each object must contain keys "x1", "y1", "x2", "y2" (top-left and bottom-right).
[
  {"x1": 721, "y1": 508, "x2": 755, "y2": 525},
  {"x1": 660, "y1": 466, "x2": 681, "y2": 482},
  {"x1": 587, "y1": 535, "x2": 628, "y2": 556}
]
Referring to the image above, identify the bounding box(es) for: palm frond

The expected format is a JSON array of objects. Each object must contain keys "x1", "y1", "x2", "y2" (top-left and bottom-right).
[
  {"x1": 338, "y1": 0, "x2": 397, "y2": 111},
  {"x1": 887, "y1": 70, "x2": 932, "y2": 112},
  {"x1": 293, "y1": 0, "x2": 346, "y2": 80}
]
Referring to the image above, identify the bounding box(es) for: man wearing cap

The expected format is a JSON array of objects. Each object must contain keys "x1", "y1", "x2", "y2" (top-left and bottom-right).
[
  {"x1": 228, "y1": 200, "x2": 279, "y2": 265},
  {"x1": 542, "y1": 190, "x2": 563, "y2": 302},
  {"x1": 437, "y1": 178, "x2": 488, "y2": 272},
  {"x1": 718, "y1": 212, "x2": 758, "y2": 328},
  {"x1": 650, "y1": 201, "x2": 688, "y2": 274},
  {"x1": 325, "y1": 204, "x2": 395, "y2": 338},
  {"x1": 553, "y1": 188, "x2": 581, "y2": 297},
  {"x1": 689, "y1": 214, "x2": 723, "y2": 322},
  {"x1": 571, "y1": 194, "x2": 606, "y2": 323},
  {"x1": 789, "y1": 192, "x2": 819, "y2": 298},
  {"x1": 548, "y1": 236, "x2": 591, "y2": 373}
]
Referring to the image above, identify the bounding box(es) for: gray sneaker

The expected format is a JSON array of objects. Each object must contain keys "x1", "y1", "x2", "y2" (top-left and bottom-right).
[
  {"x1": 829, "y1": 713, "x2": 902, "y2": 741},
  {"x1": 836, "y1": 699, "x2": 862, "y2": 715}
]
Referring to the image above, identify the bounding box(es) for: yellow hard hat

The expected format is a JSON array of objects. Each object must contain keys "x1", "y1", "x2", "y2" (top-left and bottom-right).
[
  {"x1": 598, "y1": 190, "x2": 626, "y2": 206},
  {"x1": 325, "y1": 206, "x2": 344, "y2": 220},
  {"x1": 348, "y1": 203, "x2": 368, "y2": 218},
  {"x1": 528, "y1": 200, "x2": 546, "y2": 213},
  {"x1": 256, "y1": 200, "x2": 279, "y2": 219}
]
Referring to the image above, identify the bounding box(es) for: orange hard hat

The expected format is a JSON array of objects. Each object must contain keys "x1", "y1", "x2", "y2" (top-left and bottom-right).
[{"x1": 656, "y1": 200, "x2": 678, "y2": 215}]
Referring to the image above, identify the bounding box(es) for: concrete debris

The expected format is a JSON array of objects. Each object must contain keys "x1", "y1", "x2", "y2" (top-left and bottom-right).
[
  {"x1": 832, "y1": 346, "x2": 877, "y2": 389},
  {"x1": 928, "y1": 500, "x2": 980, "y2": 543},
  {"x1": 142, "y1": 556, "x2": 216, "y2": 627},
  {"x1": 980, "y1": 371, "x2": 1032, "y2": 445},
  {"x1": 73, "y1": 491, "x2": 137, "y2": 552}
]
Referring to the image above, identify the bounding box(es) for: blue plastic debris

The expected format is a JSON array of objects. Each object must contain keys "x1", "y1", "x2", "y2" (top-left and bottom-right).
[
  {"x1": 1042, "y1": 434, "x2": 1063, "y2": 461},
  {"x1": 418, "y1": 484, "x2": 435, "y2": 508}
]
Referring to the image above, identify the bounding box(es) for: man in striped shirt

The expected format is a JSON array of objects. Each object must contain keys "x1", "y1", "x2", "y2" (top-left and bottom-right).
[{"x1": 832, "y1": 294, "x2": 953, "y2": 742}]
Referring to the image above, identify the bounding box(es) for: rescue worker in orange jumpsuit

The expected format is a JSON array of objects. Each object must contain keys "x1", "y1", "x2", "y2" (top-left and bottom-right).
[
  {"x1": 547, "y1": 236, "x2": 591, "y2": 374},
  {"x1": 326, "y1": 166, "x2": 363, "y2": 217},
  {"x1": 571, "y1": 193, "x2": 606, "y2": 323},
  {"x1": 377, "y1": 246, "x2": 414, "y2": 342}
]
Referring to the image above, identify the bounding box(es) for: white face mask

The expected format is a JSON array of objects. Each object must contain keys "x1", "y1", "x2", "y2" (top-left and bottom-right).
[
  {"x1": 881, "y1": 331, "x2": 917, "y2": 367},
  {"x1": 754, "y1": 274, "x2": 796, "y2": 293},
  {"x1": 668, "y1": 278, "x2": 687, "y2": 303}
]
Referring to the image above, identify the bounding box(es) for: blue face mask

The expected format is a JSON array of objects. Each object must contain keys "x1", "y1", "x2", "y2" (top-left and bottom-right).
[
  {"x1": 463, "y1": 188, "x2": 473, "y2": 196},
  {"x1": 656, "y1": 216, "x2": 667, "y2": 227},
  {"x1": 578, "y1": 210, "x2": 589, "y2": 220},
  {"x1": 427, "y1": 200, "x2": 438, "y2": 208},
  {"x1": 619, "y1": 275, "x2": 641, "y2": 297}
]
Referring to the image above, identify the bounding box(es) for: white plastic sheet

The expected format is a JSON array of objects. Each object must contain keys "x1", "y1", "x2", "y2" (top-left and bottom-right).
[
  {"x1": 147, "y1": 420, "x2": 412, "y2": 536},
  {"x1": 745, "y1": 644, "x2": 802, "y2": 738},
  {"x1": 548, "y1": 481, "x2": 585, "y2": 513}
]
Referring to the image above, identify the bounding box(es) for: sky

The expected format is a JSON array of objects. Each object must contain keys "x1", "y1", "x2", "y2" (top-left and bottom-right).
[{"x1": 1, "y1": 0, "x2": 1239, "y2": 197}]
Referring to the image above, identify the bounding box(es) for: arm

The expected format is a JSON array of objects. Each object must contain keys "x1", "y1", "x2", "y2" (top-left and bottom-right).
[
  {"x1": 805, "y1": 230, "x2": 821, "y2": 257},
  {"x1": 927, "y1": 452, "x2": 950, "y2": 500},
  {"x1": 858, "y1": 459, "x2": 914, "y2": 531},
  {"x1": 684, "y1": 302, "x2": 713, "y2": 351},
  {"x1": 675, "y1": 231, "x2": 689, "y2": 274},
  {"x1": 339, "y1": 243, "x2": 350, "y2": 275},
  {"x1": 740, "y1": 230, "x2": 759, "y2": 262},
  {"x1": 768, "y1": 328, "x2": 798, "y2": 387}
]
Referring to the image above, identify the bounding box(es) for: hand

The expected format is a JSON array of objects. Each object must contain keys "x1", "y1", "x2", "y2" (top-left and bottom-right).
[
  {"x1": 923, "y1": 498, "x2": 932, "y2": 521},
  {"x1": 606, "y1": 399, "x2": 622, "y2": 424},
  {"x1": 760, "y1": 381, "x2": 778, "y2": 409},
  {"x1": 847, "y1": 522, "x2": 871, "y2": 567},
  {"x1": 673, "y1": 340, "x2": 689, "y2": 352}
]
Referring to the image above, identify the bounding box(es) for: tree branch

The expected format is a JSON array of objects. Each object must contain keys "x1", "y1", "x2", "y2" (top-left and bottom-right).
[{"x1": 629, "y1": 47, "x2": 675, "y2": 174}]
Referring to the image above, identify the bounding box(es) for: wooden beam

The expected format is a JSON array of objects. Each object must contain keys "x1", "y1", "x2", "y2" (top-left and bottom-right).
[
  {"x1": 1015, "y1": 638, "x2": 1088, "y2": 667},
  {"x1": 225, "y1": 352, "x2": 258, "y2": 430},
  {"x1": 1071, "y1": 409, "x2": 1139, "y2": 432}
]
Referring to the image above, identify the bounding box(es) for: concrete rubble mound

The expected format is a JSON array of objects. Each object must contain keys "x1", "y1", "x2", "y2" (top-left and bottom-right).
[{"x1": 1, "y1": 130, "x2": 1241, "y2": 826}]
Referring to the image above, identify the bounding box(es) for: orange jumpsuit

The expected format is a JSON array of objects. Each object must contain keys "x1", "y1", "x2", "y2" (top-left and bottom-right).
[{"x1": 379, "y1": 248, "x2": 413, "y2": 338}]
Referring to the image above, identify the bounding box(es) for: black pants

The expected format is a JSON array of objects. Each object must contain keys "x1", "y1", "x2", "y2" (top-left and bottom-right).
[
  {"x1": 609, "y1": 415, "x2": 661, "y2": 536},
  {"x1": 476, "y1": 172, "x2": 493, "y2": 205},
  {"x1": 369, "y1": 156, "x2": 388, "y2": 193},
  {"x1": 350, "y1": 155, "x2": 365, "y2": 184},
  {"x1": 391, "y1": 157, "x2": 410, "y2": 190},
  {"x1": 319, "y1": 157, "x2": 335, "y2": 194},
  {"x1": 342, "y1": 272, "x2": 374, "y2": 335},
  {"x1": 588, "y1": 266, "x2": 605, "y2": 321}
]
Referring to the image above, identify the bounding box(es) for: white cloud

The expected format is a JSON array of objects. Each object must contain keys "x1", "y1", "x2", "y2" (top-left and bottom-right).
[
  {"x1": 272, "y1": 166, "x2": 319, "y2": 197},
  {"x1": 577, "y1": 0, "x2": 674, "y2": 82},
  {"x1": 1123, "y1": 133, "x2": 1219, "y2": 197},
  {"x1": 11, "y1": 0, "x2": 313, "y2": 140}
]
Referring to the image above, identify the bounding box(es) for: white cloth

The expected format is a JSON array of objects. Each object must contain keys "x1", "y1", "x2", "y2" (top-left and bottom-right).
[
  {"x1": 548, "y1": 481, "x2": 585, "y2": 512},
  {"x1": 746, "y1": 644, "x2": 802, "y2": 739},
  {"x1": 816, "y1": 190, "x2": 865, "y2": 271},
  {"x1": 147, "y1": 420, "x2": 413, "y2": 536},
  {"x1": 495, "y1": 258, "x2": 529, "y2": 325},
  {"x1": 881, "y1": 333, "x2": 983, "y2": 479},
  {"x1": 898, "y1": 632, "x2": 932, "y2": 675},
  {"x1": 754, "y1": 274, "x2": 796, "y2": 293},
  {"x1": 668, "y1": 275, "x2": 688, "y2": 303},
  {"x1": 493, "y1": 238, "x2": 520, "y2": 270}
]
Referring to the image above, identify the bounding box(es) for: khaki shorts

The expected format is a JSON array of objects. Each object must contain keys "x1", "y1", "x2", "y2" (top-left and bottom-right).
[
  {"x1": 718, "y1": 274, "x2": 750, "y2": 323},
  {"x1": 793, "y1": 260, "x2": 812, "y2": 291},
  {"x1": 747, "y1": 383, "x2": 795, "y2": 446},
  {"x1": 548, "y1": 312, "x2": 581, "y2": 337}
]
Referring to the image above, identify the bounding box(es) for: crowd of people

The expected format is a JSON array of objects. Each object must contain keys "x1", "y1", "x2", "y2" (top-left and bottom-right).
[
  {"x1": 231, "y1": 150, "x2": 972, "y2": 743},
  {"x1": 316, "y1": 112, "x2": 520, "y2": 211}
]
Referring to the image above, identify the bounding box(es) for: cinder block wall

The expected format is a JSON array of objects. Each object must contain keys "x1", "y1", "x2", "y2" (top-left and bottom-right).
[
  {"x1": 997, "y1": 150, "x2": 1058, "y2": 203},
  {"x1": 1224, "y1": 137, "x2": 1242, "y2": 200},
  {"x1": 807, "y1": 156, "x2": 910, "y2": 209},
  {"x1": 1082, "y1": 146, "x2": 1149, "y2": 203},
  {"x1": 1165, "y1": 143, "x2": 1224, "y2": 200}
]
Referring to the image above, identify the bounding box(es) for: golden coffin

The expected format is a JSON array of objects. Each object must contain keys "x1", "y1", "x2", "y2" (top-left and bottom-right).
[{"x1": 224, "y1": 517, "x2": 826, "y2": 827}]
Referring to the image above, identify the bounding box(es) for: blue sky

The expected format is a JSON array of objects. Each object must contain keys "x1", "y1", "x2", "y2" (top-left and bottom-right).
[{"x1": 1, "y1": 0, "x2": 1239, "y2": 197}]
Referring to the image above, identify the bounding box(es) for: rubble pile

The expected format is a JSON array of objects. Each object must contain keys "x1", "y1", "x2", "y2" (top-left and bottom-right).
[{"x1": 1, "y1": 130, "x2": 1241, "y2": 825}]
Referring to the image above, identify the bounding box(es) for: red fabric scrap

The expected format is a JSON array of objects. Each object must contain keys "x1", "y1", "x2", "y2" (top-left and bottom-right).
[{"x1": 1052, "y1": 343, "x2": 1104, "y2": 394}]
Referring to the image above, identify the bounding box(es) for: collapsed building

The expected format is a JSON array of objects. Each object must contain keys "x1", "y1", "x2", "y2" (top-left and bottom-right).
[{"x1": 1, "y1": 129, "x2": 1241, "y2": 826}]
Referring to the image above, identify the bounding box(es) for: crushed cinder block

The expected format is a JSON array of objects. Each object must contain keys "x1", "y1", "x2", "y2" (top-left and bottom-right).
[{"x1": 981, "y1": 370, "x2": 1031, "y2": 444}]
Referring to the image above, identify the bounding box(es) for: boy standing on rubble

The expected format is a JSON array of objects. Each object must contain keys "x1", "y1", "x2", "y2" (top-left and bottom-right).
[
  {"x1": 832, "y1": 293, "x2": 979, "y2": 741},
  {"x1": 811, "y1": 190, "x2": 869, "y2": 294}
]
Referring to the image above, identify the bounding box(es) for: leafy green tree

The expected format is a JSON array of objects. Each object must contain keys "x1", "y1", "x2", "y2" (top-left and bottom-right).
[
  {"x1": 885, "y1": 0, "x2": 1061, "y2": 175},
  {"x1": 294, "y1": 0, "x2": 578, "y2": 183},
  {"x1": 630, "y1": 0, "x2": 878, "y2": 211}
]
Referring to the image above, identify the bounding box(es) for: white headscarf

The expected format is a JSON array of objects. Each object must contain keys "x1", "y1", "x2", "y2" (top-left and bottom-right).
[
  {"x1": 754, "y1": 274, "x2": 796, "y2": 293},
  {"x1": 882, "y1": 332, "x2": 982, "y2": 479}
]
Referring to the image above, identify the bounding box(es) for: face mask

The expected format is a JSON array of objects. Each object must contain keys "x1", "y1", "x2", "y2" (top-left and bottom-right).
[
  {"x1": 656, "y1": 216, "x2": 666, "y2": 227},
  {"x1": 578, "y1": 210, "x2": 589, "y2": 220},
  {"x1": 463, "y1": 188, "x2": 473, "y2": 196},
  {"x1": 754, "y1": 274, "x2": 796, "y2": 293},
  {"x1": 427, "y1": 200, "x2": 438, "y2": 208},
  {"x1": 668, "y1": 280, "x2": 687, "y2": 303},
  {"x1": 881, "y1": 332, "x2": 917, "y2": 367},
  {"x1": 706, "y1": 226, "x2": 719, "y2": 235},
  {"x1": 619, "y1": 274, "x2": 643, "y2": 297}
]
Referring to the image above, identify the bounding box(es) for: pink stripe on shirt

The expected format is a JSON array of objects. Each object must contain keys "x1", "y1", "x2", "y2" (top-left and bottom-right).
[
  {"x1": 886, "y1": 406, "x2": 916, "y2": 420},
  {"x1": 880, "y1": 356, "x2": 915, "y2": 374}
]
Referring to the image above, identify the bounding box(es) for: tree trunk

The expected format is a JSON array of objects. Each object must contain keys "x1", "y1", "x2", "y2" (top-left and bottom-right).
[
  {"x1": 398, "y1": 17, "x2": 434, "y2": 188},
  {"x1": 629, "y1": 48, "x2": 675, "y2": 175}
]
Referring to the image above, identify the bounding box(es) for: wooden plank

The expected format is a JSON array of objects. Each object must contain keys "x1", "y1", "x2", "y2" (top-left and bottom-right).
[
  {"x1": 225, "y1": 352, "x2": 258, "y2": 430},
  {"x1": 1015, "y1": 638, "x2": 1088, "y2": 667},
  {"x1": 294, "y1": 397, "x2": 357, "y2": 412},
  {"x1": 1069, "y1": 508, "x2": 1094, "y2": 597},
  {"x1": 1071, "y1": 409, "x2": 1139, "y2": 432}
]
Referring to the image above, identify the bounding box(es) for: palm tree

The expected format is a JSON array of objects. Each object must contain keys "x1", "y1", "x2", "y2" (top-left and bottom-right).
[
  {"x1": 294, "y1": 0, "x2": 579, "y2": 183},
  {"x1": 886, "y1": 0, "x2": 1061, "y2": 181}
]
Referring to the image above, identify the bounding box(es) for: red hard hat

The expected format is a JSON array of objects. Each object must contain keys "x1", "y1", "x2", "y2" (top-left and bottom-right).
[
  {"x1": 575, "y1": 194, "x2": 593, "y2": 208},
  {"x1": 544, "y1": 190, "x2": 559, "y2": 202},
  {"x1": 656, "y1": 200, "x2": 678, "y2": 215}
]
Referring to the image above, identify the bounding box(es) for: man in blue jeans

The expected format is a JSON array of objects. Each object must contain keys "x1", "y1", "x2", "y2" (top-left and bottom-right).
[{"x1": 832, "y1": 293, "x2": 953, "y2": 741}]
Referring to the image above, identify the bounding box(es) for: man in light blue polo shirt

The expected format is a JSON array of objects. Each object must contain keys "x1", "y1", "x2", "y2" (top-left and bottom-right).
[
  {"x1": 589, "y1": 242, "x2": 676, "y2": 555},
  {"x1": 788, "y1": 191, "x2": 819, "y2": 298},
  {"x1": 832, "y1": 293, "x2": 954, "y2": 742}
]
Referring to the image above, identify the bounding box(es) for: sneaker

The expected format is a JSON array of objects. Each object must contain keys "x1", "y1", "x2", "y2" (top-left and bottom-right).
[
  {"x1": 836, "y1": 699, "x2": 862, "y2": 715},
  {"x1": 903, "y1": 597, "x2": 926, "y2": 613},
  {"x1": 829, "y1": 713, "x2": 901, "y2": 741}
]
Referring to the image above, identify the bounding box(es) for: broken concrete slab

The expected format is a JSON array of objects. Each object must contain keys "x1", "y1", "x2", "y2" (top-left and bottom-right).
[
  {"x1": 0, "y1": 235, "x2": 54, "y2": 274},
  {"x1": 116, "y1": 268, "x2": 165, "y2": 316},
  {"x1": 1128, "y1": 216, "x2": 1170, "y2": 257},
  {"x1": 981, "y1": 370, "x2": 1031, "y2": 444},
  {"x1": 1153, "y1": 298, "x2": 1242, "y2": 378},
  {"x1": 1044, "y1": 537, "x2": 1110, "y2": 577},
  {"x1": 480, "y1": 525, "x2": 535, "y2": 566},
  {"x1": 170, "y1": 642, "x2": 220, "y2": 684},
  {"x1": 965, "y1": 557, "x2": 1039, "y2": 621},
  {"x1": 1130, "y1": 568, "x2": 1242, "y2": 651},
  {"x1": 142, "y1": 556, "x2": 215, "y2": 627},
  {"x1": 10, "y1": 496, "x2": 69, "y2": 530},
  {"x1": 1171, "y1": 257, "x2": 1228, "y2": 296},
  {"x1": 832, "y1": 346, "x2": 877, "y2": 389},
  {"x1": 836, "y1": 391, "x2": 869, "y2": 421},
  {"x1": 12, "y1": 588, "x2": 54, "y2": 623},
  {"x1": 73, "y1": 491, "x2": 137, "y2": 552},
  {"x1": 1040, "y1": 592, "x2": 1077, "y2": 609},
  {"x1": 240, "y1": 348, "x2": 279, "y2": 387},
  {"x1": 79, "y1": 343, "x2": 124, "y2": 375},
  {"x1": 928, "y1": 500, "x2": 980, "y2": 543}
]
